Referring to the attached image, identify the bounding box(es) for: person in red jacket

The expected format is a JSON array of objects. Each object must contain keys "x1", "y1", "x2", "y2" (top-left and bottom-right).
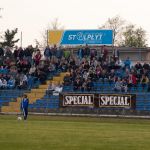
[
  {"x1": 128, "y1": 73, "x2": 137, "y2": 91},
  {"x1": 34, "y1": 50, "x2": 41, "y2": 66}
]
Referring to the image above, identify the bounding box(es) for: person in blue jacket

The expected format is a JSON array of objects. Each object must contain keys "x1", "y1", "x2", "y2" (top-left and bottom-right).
[{"x1": 20, "y1": 94, "x2": 29, "y2": 120}]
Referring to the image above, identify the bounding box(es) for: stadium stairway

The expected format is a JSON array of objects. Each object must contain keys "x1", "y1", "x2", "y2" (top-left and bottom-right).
[{"x1": 1, "y1": 72, "x2": 68, "y2": 113}]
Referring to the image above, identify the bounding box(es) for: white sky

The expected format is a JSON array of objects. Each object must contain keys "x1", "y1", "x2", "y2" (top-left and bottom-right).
[{"x1": 0, "y1": 0, "x2": 150, "y2": 47}]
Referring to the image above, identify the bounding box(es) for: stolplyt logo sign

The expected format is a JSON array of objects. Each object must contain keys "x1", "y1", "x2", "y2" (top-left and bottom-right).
[{"x1": 60, "y1": 30, "x2": 113, "y2": 45}]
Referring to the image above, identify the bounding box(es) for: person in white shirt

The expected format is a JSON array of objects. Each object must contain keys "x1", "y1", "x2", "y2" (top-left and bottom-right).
[
  {"x1": 1, "y1": 78, "x2": 7, "y2": 89},
  {"x1": 53, "y1": 83, "x2": 63, "y2": 95}
]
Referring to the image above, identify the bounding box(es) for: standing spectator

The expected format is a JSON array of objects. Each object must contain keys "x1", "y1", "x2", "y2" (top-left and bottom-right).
[
  {"x1": 112, "y1": 46, "x2": 119, "y2": 62},
  {"x1": 101, "y1": 45, "x2": 108, "y2": 61},
  {"x1": 77, "y1": 45, "x2": 84, "y2": 60},
  {"x1": 5, "y1": 47, "x2": 13, "y2": 58},
  {"x1": 51, "y1": 44, "x2": 57, "y2": 56},
  {"x1": 33, "y1": 50, "x2": 42, "y2": 66},
  {"x1": 90, "y1": 48, "x2": 97, "y2": 60},
  {"x1": 44, "y1": 45, "x2": 51, "y2": 60},
  {"x1": 84, "y1": 44, "x2": 90, "y2": 58},
  {"x1": 64, "y1": 49, "x2": 70, "y2": 59},
  {"x1": 13, "y1": 46, "x2": 19, "y2": 60},
  {"x1": 56, "y1": 46, "x2": 63, "y2": 59},
  {"x1": 0, "y1": 44, "x2": 4, "y2": 57},
  {"x1": 24, "y1": 45, "x2": 33, "y2": 64},
  {"x1": 18, "y1": 47, "x2": 24, "y2": 60},
  {"x1": 124, "y1": 57, "x2": 131, "y2": 69}
]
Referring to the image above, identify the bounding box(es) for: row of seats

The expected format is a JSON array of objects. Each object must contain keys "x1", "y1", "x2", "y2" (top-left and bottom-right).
[
  {"x1": 0, "y1": 70, "x2": 61, "y2": 109},
  {"x1": 63, "y1": 83, "x2": 149, "y2": 93}
]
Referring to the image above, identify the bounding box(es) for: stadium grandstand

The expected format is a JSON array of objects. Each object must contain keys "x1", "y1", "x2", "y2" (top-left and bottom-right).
[{"x1": 0, "y1": 42, "x2": 150, "y2": 115}]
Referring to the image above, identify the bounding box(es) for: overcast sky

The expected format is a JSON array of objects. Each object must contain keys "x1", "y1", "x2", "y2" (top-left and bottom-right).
[{"x1": 0, "y1": 0, "x2": 150, "y2": 47}]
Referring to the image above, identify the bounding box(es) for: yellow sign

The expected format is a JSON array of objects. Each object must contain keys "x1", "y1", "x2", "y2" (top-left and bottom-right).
[{"x1": 48, "y1": 30, "x2": 63, "y2": 45}]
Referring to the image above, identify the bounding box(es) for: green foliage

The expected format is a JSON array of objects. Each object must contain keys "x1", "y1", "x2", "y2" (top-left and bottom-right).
[
  {"x1": 1, "y1": 28, "x2": 19, "y2": 47},
  {"x1": 123, "y1": 25, "x2": 147, "y2": 47},
  {"x1": 99, "y1": 16, "x2": 147, "y2": 47}
]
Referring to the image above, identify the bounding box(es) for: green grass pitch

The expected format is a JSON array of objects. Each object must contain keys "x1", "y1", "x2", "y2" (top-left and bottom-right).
[{"x1": 0, "y1": 115, "x2": 150, "y2": 150}]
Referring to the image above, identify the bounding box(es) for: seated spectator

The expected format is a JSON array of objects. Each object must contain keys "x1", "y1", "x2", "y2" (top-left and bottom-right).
[
  {"x1": 114, "y1": 78, "x2": 122, "y2": 92},
  {"x1": 29, "y1": 65, "x2": 36, "y2": 76},
  {"x1": 73, "y1": 78, "x2": 82, "y2": 91},
  {"x1": 54, "y1": 83, "x2": 63, "y2": 93},
  {"x1": 36, "y1": 70, "x2": 47, "y2": 84},
  {"x1": 0, "y1": 78, "x2": 2, "y2": 89},
  {"x1": 27, "y1": 75, "x2": 34, "y2": 90},
  {"x1": 18, "y1": 74, "x2": 28, "y2": 89},
  {"x1": 81, "y1": 81, "x2": 87, "y2": 92},
  {"x1": 86, "y1": 78, "x2": 94, "y2": 91},
  {"x1": 135, "y1": 61, "x2": 142, "y2": 71},
  {"x1": 46, "y1": 82, "x2": 56, "y2": 95},
  {"x1": 7, "y1": 76, "x2": 15, "y2": 89},
  {"x1": 127, "y1": 73, "x2": 137, "y2": 91},
  {"x1": 82, "y1": 71, "x2": 89, "y2": 81},
  {"x1": 143, "y1": 62, "x2": 150, "y2": 70},
  {"x1": 63, "y1": 74, "x2": 71, "y2": 86},
  {"x1": 140, "y1": 75, "x2": 149, "y2": 89},
  {"x1": 108, "y1": 69, "x2": 115, "y2": 84},
  {"x1": 122, "y1": 78, "x2": 128, "y2": 92},
  {"x1": 0, "y1": 66, "x2": 8, "y2": 74},
  {"x1": 96, "y1": 65, "x2": 102, "y2": 79}
]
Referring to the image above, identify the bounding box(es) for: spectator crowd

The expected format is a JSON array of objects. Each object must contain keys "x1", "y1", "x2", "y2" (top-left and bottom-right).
[
  {"x1": 63, "y1": 45, "x2": 150, "y2": 93},
  {"x1": 0, "y1": 43, "x2": 150, "y2": 93},
  {"x1": 0, "y1": 44, "x2": 71, "y2": 90}
]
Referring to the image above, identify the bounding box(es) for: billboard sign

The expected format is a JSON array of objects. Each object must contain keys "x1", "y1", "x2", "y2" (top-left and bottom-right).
[
  {"x1": 60, "y1": 93, "x2": 136, "y2": 109},
  {"x1": 48, "y1": 30, "x2": 113, "y2": 45}
]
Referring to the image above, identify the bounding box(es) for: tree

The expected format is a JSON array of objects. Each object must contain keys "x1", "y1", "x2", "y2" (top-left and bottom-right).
[
  {"x1": 50, "y1": 18, "x2": 64, "y2": 30},
  {"x1": 1, "y1": 28, "x2": 19, "y2": 47},
  {"x1": 99, "y1": 15, "x2": 125, "y2": 46},
  {"x1": 123, "y1": 24, "x2": 147, "y2": 47}
]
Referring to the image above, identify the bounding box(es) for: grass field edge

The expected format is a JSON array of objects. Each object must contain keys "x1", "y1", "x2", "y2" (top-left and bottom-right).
[{"x1": 1, "y1": 112, "x2": 150, "y2": 119}]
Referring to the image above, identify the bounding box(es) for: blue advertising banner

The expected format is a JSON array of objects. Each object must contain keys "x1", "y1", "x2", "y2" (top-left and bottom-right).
[{"x1": 60, "y1": 30, "x2": 113, "y2": 45}]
